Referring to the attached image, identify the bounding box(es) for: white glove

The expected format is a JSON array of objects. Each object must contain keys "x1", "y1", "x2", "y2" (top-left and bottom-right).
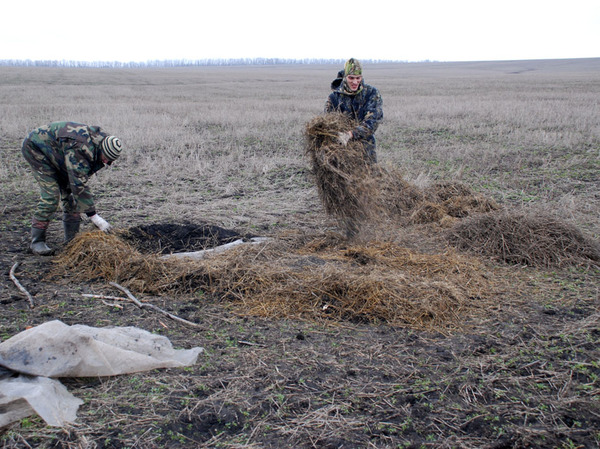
[
  {"x1": 90, "y1": 214, "x2": 112, "y2": 233},
  {"x1": 337, "y1": 131, "x2": 351, "y2": 146}
]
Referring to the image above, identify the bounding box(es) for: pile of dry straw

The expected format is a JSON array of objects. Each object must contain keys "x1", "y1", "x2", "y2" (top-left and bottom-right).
[
  {"x1": 448, "y1": 211, "x2": 600, "y2": 268},
  {"x1": 305, "y1": 113, "x2": 600, "y2": 267},
  {"x1": 55, "y1": 230, "x2": 493, "y2": 330},
  {"x1": 52, "y1": 113, "x2": 599, "y2": 329},
  {"x1": 304, "y1": 113, "x2": 500, "y2": 235}
]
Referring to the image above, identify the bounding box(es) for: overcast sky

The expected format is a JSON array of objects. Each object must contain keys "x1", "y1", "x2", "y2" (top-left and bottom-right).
[{"x1": 2, "y1": 0, "x2": 598, "y2": 63}]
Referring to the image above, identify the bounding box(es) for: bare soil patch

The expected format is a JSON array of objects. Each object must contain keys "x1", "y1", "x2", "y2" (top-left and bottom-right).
[{"x1": 121, "y1": 223, "x2": 254, "y2": 255}]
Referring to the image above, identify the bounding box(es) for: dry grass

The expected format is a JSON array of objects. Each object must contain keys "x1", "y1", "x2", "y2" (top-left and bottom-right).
[
  {"x1": 303, "y1": 111, "x2": 598, "y2": 270},
  {"x1": 54, "y1": 230, "x2": 494, "y2": 331},
  {"x1": 304, "y1": 113, "x2": 383, "y2": 235},
  {"x1": 447, "y1": 210, "x2": 600, "y2": 267},
  {"x1": 53, "y1": 232, "x2": 205, "y2": 294},
  {"x1": 304, "y1": 113, "x2": 502, "y2": 238}
]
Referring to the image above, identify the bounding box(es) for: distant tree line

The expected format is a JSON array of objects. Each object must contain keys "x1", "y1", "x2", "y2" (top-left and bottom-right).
[{"x1": 0, "y1": 58, "x2": 404, "y2": 68}]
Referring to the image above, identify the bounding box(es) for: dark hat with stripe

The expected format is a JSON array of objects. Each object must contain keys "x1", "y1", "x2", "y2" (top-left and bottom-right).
[{"x1": 101, "y1": 136, "x2": 123, "y2": 161}]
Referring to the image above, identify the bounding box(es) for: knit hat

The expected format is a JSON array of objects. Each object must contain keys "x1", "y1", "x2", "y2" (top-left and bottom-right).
[
  {"x1": 101, "y1": 136, "x2": 123, "y2": 161},
  {"x1": 344, "y1": 58, "x2": 362, "y2": 76}
]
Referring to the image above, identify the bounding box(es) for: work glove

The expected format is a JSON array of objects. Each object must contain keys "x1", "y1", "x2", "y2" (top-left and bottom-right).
[
  {"x1": 337, "y1": 131, "x2": 351, "y2": 147},
  {"x1": 90, "y1": 214, "x2": 112, "y2": 233}
]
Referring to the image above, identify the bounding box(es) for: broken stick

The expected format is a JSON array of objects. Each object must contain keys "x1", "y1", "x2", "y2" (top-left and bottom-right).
[
  {"x1": 9, "y1": 262, "x2": 35, "y2": 309},
  {"x1": 108, "y1": 282, "x2": 202, "y2": 329},
  {"x1": 82, "y1": 294, "x2": 129, "y2": 301}
]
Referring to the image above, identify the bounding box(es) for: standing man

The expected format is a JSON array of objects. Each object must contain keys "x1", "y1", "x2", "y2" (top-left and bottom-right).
[
  {"x1": 325, "y1": 58, "x2": 383, "y2": 163},
  {"x1": 21, "y1": 121, "x2": 123, "y2": 255}
]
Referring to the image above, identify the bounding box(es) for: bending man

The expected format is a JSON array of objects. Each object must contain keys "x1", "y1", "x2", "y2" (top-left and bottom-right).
[{"x1": 22, "y1": 121, "x2": 123, "y2": 255}]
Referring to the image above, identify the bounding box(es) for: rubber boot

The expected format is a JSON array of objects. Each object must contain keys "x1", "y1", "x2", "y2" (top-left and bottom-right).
[
  {"x1": 31, "y1": 227, "x2": 54, "y2": 256},
  {"x1": 63, "y1": 213, "x2": 81, "y2": 243}
]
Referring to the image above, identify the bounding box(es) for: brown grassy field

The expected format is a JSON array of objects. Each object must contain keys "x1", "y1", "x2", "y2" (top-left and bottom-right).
[{"x1": 0, "y1": 59, "x2": 599, "y2": 448}]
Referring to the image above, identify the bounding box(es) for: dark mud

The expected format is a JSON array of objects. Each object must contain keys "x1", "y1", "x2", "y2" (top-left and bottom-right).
[{"x1": 120, "y1": 222, "x2": 256, "y2": 254}]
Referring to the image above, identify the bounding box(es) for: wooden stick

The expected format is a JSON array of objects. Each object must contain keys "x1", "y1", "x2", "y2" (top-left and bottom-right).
[
  {"x1": 238, "y1": 340, "x2": 266, "y2": 347},
  {"x1": 101, "y1": 300, "x2": 124, "y2": 309},
  {"x1": 82, "y1": 293, "x2": 130, "y2": 301},
  {"x1": 108, "y1": 282, "x2": 202, "y2": 329},
  {"x1": 9, "y1": 262, "x2": 35, "y2": 309}
]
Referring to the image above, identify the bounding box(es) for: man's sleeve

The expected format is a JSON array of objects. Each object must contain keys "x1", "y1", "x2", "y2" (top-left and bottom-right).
[
  {"x1": 353, "y1": 89, "x2": 383, "y2": 140},
  {"x1": 64, "y1": 144, "x2": 96, "y2": 215},
  {"x1": 325, "y1": 93, "x2": 336, "y2": 113}
]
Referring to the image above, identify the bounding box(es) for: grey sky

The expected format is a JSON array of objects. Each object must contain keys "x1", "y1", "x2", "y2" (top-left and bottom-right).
[{"x1": 2, "y1": 0, "x2": 598, "y2": 62}]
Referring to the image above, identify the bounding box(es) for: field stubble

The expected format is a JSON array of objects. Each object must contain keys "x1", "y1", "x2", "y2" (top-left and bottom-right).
[{"x1": 0, "y1": 60, "x2": 599, "y2": 448}]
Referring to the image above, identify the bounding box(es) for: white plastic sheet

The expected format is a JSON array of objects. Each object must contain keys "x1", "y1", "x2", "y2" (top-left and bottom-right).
[
  {"x1": 163, "y1": 237, "x2": 271, "y2": 260},
  {"x1": 0, "y1": 320, "x2": 203, "y2": 377},
  {"x1": 0, "y1": 375, "x2": 83, "y2": 428},
  {"x1": 0, "y1": 320, "x2": 204, "y2": 428}
]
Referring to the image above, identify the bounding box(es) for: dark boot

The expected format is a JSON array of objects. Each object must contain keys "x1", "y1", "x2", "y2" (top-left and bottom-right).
[
  {"x1": 63, "y1": 213, "x2": 81, "y2": 243},
  {"x1": 31, "y1": 227, "x2": 54, "y2": 256}
]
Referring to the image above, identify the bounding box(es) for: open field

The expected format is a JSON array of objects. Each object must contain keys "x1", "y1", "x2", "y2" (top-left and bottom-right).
[{"x1": 1, "y1": 59, "x2": 599, "y2": 448}]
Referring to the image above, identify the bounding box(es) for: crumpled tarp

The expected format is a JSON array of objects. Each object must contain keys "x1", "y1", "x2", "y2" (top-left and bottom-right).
[
  {"x1": 0, "y1": 375, "x2": 83, "y2": 428},
  {"x1": 0, "y1": 320, "x2": 204, "y2": 428},
  {"x1": 0, "y1": 320, "x2": 203, "y2": 377}
]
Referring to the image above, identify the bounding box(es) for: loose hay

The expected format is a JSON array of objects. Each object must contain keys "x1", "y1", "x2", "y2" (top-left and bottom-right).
[
  {"x1": 53, "y1": 232, "x2": 209, "y2": 294},
  {"x1": 409, "y1": 201, "x2": 449, "y2": 225},
  {"x1": 423, "y1": 181, "x2": 500, "y2": 219},
  {"x1": 373, "y1": 165, "x2": 424, "y2": 218},
  {"x1": 53, "y1": 229, "x2": 494, "y2": 331},
  {"x1": 303, "y1": 114, "x2": 597, "y2": 270},
  {"x1": 447, "y1": 210, "x2": 600, "y2": 267},
  {"x1": 195, "y1": 237, "x2": 494, "y2": 330},
  {"x1": 305, "y1": 113, "x2": 383, "y2": 236},
  {"x1": 304, "y1": 113, "x2": 501, "y2": 233}
]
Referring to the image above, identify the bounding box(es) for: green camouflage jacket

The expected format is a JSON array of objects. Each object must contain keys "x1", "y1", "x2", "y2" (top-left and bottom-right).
[{"x1": 24, "y1": 121, "x2": 109, "y2": 215}]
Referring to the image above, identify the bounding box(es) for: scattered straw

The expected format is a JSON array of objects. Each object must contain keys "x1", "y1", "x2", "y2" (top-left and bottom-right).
[
  {"x1": 52, "y1": 231, "x2": 494, "y2": 331},
  {"x1": 49, "y1": 115, "x2": 599, "y2": 331},
  {"x1": 305, "y1": 113, "x2": 382, "y2": 236},
  {"x1": 304, "y1": 113, "x2": 501, "y2": 235},
  {"x1": 53, "y1": 231, "x2": 208, "y2": 294},
  {"x1": 303, "y1": 114, "x2": 599, "y2": 268}
]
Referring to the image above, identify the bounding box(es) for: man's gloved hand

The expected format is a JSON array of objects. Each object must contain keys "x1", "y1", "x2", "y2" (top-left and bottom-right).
[
  {"x1": 90, "y1": 214, "x2": 112, "y2": 233},
  {"x1": 337, "y1": 131, "x2": 352, "y2": 147}
]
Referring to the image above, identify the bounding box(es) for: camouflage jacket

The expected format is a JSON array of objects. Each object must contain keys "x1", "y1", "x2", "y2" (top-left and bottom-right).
[
  {"x1": 324, "y1": 79, "x2": 383, "y2": 145},
  {"x1": 24, "y1": 121, "x2": 109, "y2": 214}
]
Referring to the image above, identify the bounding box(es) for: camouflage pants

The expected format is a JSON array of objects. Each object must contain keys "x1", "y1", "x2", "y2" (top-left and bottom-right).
[
  {"x1": 21, "y1": 137, "x2": 77, "y2": 222},
  {"x1": 363, "y1": 138, "x2": 377, "y2": 164}
]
